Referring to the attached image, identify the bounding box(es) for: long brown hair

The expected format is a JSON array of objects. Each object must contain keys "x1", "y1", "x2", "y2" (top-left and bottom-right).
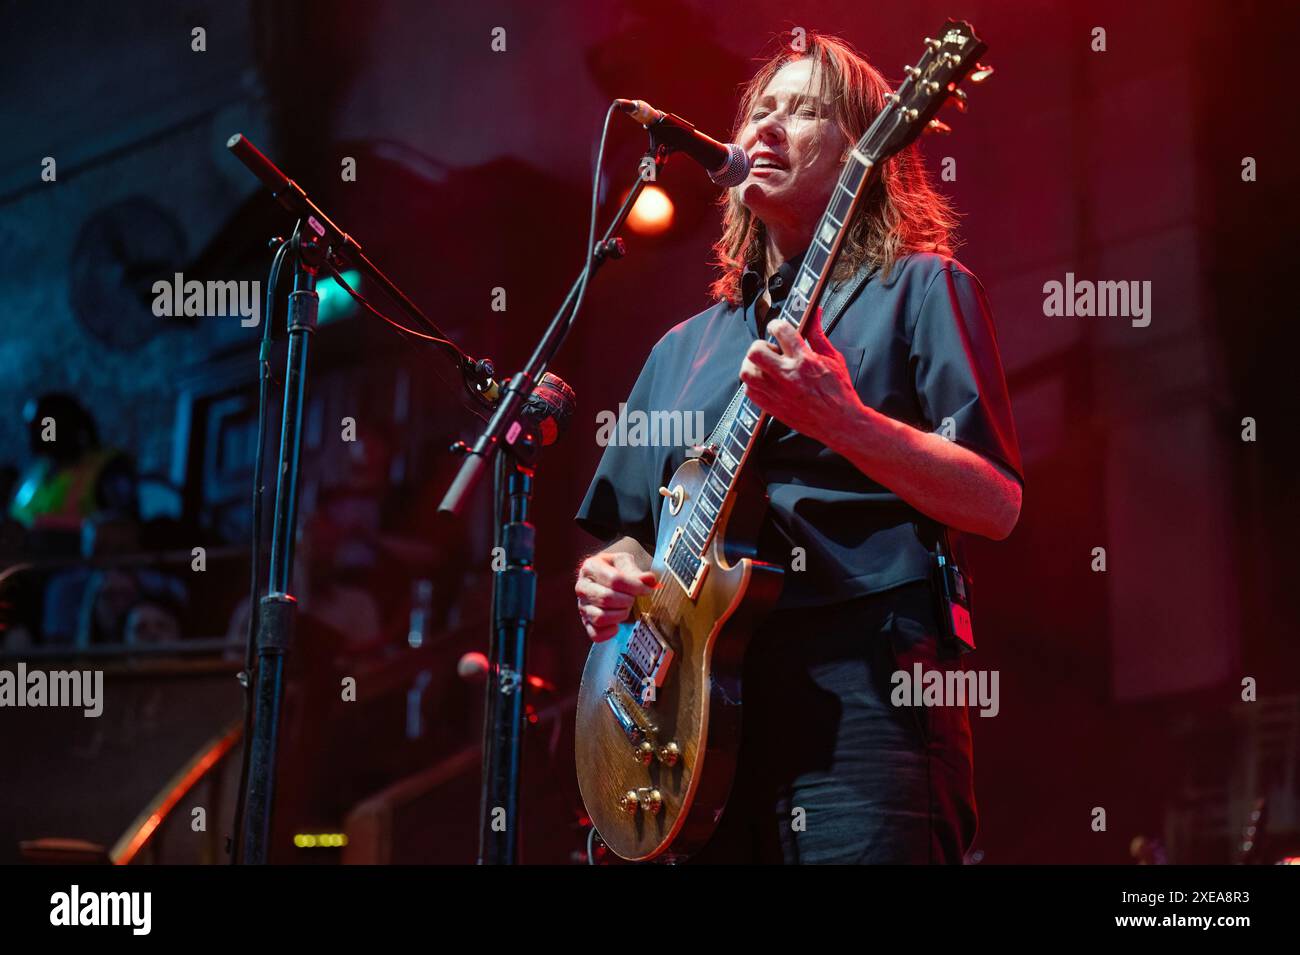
[{"x1": 710, "y1": 33, "x2": 958, "y2": 305}]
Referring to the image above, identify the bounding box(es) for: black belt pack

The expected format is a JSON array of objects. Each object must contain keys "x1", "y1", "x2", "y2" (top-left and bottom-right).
[{"x1": 932, "y1": 547, "x2": 975, "y2": 653}]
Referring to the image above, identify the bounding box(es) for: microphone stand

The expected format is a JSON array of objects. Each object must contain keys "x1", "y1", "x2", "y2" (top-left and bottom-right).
[
  {"x1": 441, "y1": 143, "x2": 671, "y2": 865},
  {"x1": 226, "y1": 134, "x2": 495, "y2": 864},
  {"x1": 239, "y1": 221, "x2": 322, "y2": 866}
]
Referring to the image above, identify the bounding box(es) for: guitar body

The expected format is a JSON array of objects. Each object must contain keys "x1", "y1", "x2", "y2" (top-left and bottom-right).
[{"x1": 575, "y1": 458, "x2": 782, "y2": 861}]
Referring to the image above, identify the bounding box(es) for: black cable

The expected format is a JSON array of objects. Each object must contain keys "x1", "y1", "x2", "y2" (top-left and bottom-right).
[
  {"x1": 563, "y1": 101, "x2": 620, "y2": 339},
  {"x1": 324, "y1": 103, "x2": 620, "y2": 422},
  {"x1": 229, "y1": 223, "x2": 294, "y2": 863},
  {"x1": 326, "y1": 263, "x2": 490, "y2": 424},
  {"x1": 327, "y1": 265, "x2": 458, "y2": 349},
  {"x1": 324, "y1": 259, "x2": 494, "y2": 415}
]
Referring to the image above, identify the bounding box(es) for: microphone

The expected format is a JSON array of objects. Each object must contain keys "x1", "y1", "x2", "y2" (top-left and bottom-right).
[{"x1": 615, "y1": 99, "x2": 750, "y2": 187}]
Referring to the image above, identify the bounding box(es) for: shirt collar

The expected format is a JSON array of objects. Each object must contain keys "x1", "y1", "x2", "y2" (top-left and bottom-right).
[{"x1": 740, "y1": 248, "x2": 808, "y2": 310}]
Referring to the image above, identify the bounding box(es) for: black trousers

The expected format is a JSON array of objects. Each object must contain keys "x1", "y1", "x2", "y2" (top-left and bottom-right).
[{"x1": 687, "y1": 581, "x2": 978, "y2": 864}]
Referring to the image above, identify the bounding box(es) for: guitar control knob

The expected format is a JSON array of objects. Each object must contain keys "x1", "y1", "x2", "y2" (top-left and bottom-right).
[
  {"x1": 642, "y1": 789, "x2": 664, "y2": 815},
  {"x1": 658, "y1": 485, "x2": 685, "y2": 514},
  {"x1": 619, "y1": 791, "x2": 641, "y2": 814},
  {"x1": 657, "y1": 741, "x2": 681, "y2": 766},
  {"x1": 636, "y1": 740, "x2": 655, "y2": 765}
]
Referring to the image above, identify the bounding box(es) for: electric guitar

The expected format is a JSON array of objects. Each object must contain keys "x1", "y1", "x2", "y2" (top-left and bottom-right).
[{"x1": 576, "y1": 21, "x2": 992, "y2": 862}]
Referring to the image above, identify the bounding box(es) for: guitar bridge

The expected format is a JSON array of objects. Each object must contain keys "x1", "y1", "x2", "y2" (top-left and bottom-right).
[{"x1": 605, "y1": 690, "x2": 650, "y2": 746}]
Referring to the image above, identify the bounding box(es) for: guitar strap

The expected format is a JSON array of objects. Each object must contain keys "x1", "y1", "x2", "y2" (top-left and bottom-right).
[
  {"x1": 818, "y1": 263, "x2": 879, "y2": 338},
  {"x1": 705, "y1": 262, "x2": 878, "y2": 448}
]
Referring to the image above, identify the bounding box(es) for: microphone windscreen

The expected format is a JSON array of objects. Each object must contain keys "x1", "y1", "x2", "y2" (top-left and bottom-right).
[
  {"x1": 709, "y1": 144, "x2": 751, "y2": 189},
  {"x1": 528, "y1": 373, "x2": 577, "y2": 445}
]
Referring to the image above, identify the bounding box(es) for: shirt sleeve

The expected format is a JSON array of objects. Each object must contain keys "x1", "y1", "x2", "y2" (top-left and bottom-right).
[
  {"x1": 573, "y1": 340, "x2": 664, "y2": 553},
  {"x1": 909, "y1": 267, "x2": 1024, "y2": 483}
]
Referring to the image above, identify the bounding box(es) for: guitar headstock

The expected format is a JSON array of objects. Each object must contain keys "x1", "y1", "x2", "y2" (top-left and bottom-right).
[{"x1": 860, "y1": 20, "x2": 990, "y2": 161}]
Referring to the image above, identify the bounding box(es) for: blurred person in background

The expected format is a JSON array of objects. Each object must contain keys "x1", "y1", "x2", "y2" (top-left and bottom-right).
[
  {"x1": 8, "y1": 392, "x2": 137, "y2": 537},
  {"x1": 123, "y1": 595, "x2": 184, "y2": 647}
]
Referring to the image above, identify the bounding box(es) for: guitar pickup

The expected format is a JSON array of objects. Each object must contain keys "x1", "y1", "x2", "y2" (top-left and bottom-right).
[{"x1": 615, "y1": 619, "x2": 675, "y2": 705}]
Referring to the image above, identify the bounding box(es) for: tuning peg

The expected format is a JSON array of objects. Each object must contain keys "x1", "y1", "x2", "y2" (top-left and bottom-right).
[
  {"x1": 924, "y1": 118, "x2": 952, "y2": 136},
  {"x1": 949, "y1": 88, "x2": 968, "y2": 113},
  {"x1": 969, "y1": 62, "x2": 995, "y2": 82}
]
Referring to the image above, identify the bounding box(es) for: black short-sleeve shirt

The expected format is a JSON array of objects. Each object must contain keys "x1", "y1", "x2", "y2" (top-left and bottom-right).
[{"x1": 575, "y1": 250, "x2": 1023, "y2": 608}]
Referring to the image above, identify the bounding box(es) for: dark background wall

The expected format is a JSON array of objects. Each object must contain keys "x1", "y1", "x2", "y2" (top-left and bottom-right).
[{"x1": 1, "y1": 0, "x2": 1296, "y2": 863}]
